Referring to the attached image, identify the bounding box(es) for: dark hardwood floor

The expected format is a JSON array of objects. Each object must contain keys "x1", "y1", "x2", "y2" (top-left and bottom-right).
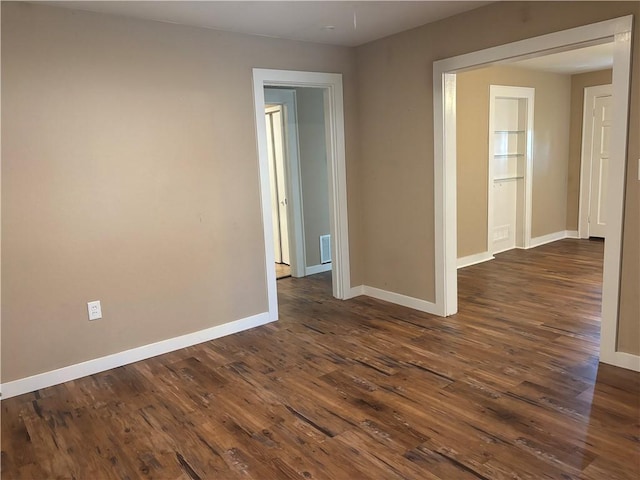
[{"x1": 2, "y1": 239, "x2": 639, "y2": 479}]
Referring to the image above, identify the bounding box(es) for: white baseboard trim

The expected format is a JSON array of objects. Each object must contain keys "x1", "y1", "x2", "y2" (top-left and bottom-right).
[
  {"x1": 600, "y1": 350, "x2": 640, "y2": 372},
  {"x1": 361, "y1": 285, "x2": 440, "y2": 316},
  {"x1": 345, "y1": 285, "x2": 365, "y2": 299},
  {"x1": 1, "y1": 312, "x2": 273, "y2": 400},
  {"x1": 457, "y1": 251, "x2": 495, "y2": 269},
  {"x1": 529, "y1": 230, "x2": 569, "y2": 248},
  {"x1": 305, "y1": 263, "x2": 332, "y2": 276},
  {"x1": 528, "y1": 230, "x2": 582, "y2": 248}
]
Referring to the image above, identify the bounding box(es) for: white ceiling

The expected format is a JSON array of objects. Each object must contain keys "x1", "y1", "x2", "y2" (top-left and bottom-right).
[
  {"x1": 512, "y1": 42, "x2": 614, "y2": 74},
  {"x1": 42, "y1": 1, "x2": 492, "y2": 47},
  {"x1": 39, "y1": 1, "x2": 614, "y2": 73}
]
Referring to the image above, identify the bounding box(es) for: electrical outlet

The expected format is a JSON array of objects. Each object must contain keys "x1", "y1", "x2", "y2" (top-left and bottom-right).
[{"x1": 87, "y1": 300, "x2": 102, "y2": 321}]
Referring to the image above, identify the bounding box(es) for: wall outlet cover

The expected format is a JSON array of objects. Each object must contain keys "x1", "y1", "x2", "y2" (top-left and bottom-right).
[{"x1": 87, "y1": 300, "x2": 102, "y2": 321}]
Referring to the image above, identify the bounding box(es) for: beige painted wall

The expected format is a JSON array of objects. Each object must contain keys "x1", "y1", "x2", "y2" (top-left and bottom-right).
[
  {"x1": 294, "y1": 88, "x2": 331, "y2": 268},
  {"x1": 457, "y1": 66, "x2": 572, "y2": 258},
  {"x1": 1, "y1": 2, "x2": 361, "y2": 382},
  {"x1": 356, "y1": 1, "x2": 639, "y2": 353},
  {"x1": 566, "y1": 69, "x2": 613, "y2": 230}
]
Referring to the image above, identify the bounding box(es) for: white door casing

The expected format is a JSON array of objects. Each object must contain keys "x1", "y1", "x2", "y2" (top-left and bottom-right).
[{"x1": 580, "y1": 85, "x2": 613, "y2": 239}]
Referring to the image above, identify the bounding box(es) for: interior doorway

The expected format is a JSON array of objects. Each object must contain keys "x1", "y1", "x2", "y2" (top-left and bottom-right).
[
  {"x1": 265, "y1": 88, "x2": 304, "y2": 279},
  {"x1": 433, "y1": 16, "x2": 634, "y2": 370},
  {"x1": 253, "y1": 69, "x2": 351, "y2": 321},
  {"x1": 264, "y1": 86, "x2": 334, "y2": 281}
]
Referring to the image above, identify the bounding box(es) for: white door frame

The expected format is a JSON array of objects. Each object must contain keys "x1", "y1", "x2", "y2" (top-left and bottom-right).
[
  {"x1": 265, "y1": 88, "x2": 306, "y2": 278},
  {"x1": 578, "y1": 84, "x2": 613, "y2": 239},
  {"x1": 433, "y1": 16, "x2": 637, "y2": 371},
  {"x1": 488, "y1": 85, "x2": 535, "y2": 253},
  {"x1": 253, "y1": 69, "x2": 351, "y2": 320}
]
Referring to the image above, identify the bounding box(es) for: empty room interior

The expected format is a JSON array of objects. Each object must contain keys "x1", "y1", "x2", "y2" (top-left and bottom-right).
[{"x1": 1, "y1": 1, "x2": 639, "y2": 479}]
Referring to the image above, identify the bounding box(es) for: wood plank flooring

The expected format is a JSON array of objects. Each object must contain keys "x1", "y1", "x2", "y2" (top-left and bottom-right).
[{"x1": 2, "y1": 239, "x2": 639, "y2": 479}]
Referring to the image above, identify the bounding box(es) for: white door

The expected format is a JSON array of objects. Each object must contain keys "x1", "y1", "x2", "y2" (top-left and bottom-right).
[
  {"x1": 266, "y1": 106, "x2": 290, "y2": 264},
  {"x1": 586, "y1": 88, "x2": 612, "y2": 238},
  {"x1": 266, "y1": 108, "x2": 282, "y2": 263}
]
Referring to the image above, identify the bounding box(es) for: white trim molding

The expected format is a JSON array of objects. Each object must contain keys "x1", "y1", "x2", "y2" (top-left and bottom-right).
[
  {"x1": 346, "y1": 285, "x2": 365, "y2": 299},
  {"x1": 253, "y1": 69, "x2": 352, "y2": 319},
  {"x1": 529, "y1": 230, "x2": 569, "y2": 248},
  {"x1": 362, "y1": 286, "x2": 439, "y2": 315},
  {"x1": 457, "y1": 251, "x2": 495, "y2": 269},
  {"x1": 458, "y1": 232, "x2": 588, "y2": 267},
  {"x1": 527, "y1": 230, "x2": 580, "y2": 248},
  {"x1": 600, "y1": 350, "x2": 640, "y2": 372},
  {"x1": 1, "y1": 312, "x2": 274, "y2": 400},
  {"x1": 345, "y1": 285, "x2": 439, "y2": 316},
  {"x1": 305, "y1": 263, "x2": 332, "y2": 276},
  {"x1": 433, "y1": 15, "x2": 636, "y2": 370}
]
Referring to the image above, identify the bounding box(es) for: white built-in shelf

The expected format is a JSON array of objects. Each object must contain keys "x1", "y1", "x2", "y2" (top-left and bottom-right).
[
  {"x1": 494, "y1": 153, "x2": 524, "y2": 157},
  {"x1": 494, "y1": 130, "x2": 525, "y2": 134}
]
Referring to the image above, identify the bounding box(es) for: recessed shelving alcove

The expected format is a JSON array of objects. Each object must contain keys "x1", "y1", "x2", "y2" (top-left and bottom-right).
[{"x1": 488, "y1": 86, "x2": 534, "y2": 254}]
